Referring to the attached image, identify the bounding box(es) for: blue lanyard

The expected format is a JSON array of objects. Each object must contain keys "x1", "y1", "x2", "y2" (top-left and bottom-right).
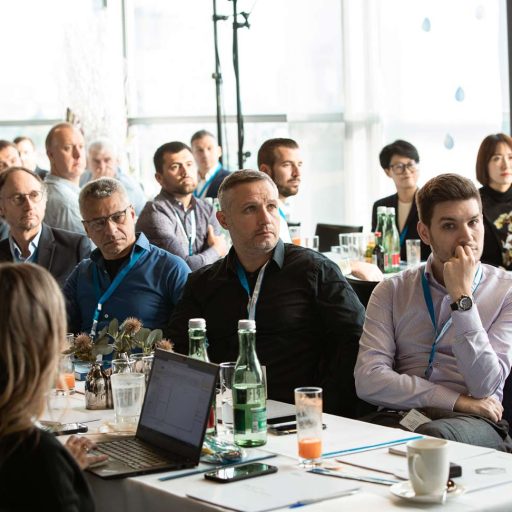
[
  {"x1": 235, "y1": 259, "x2": 269, "y2": 320},
  {"x1": 173, "y1": 209, "x2": 196, "y2": 256},
  {"x1": 421, "y1": 264, "x2": 483, "y2": 378},
  {"x1": 399, "y1": 225, "x2": 409, "y2": 247},
  {"x1": 90, "y1": 247, "x2": 145, "y2": 337},
  {"x1": 278, "y1": 207, "x2": 287, "y2": 222},
  {"x1": 194, "y1": 162, "x2": 221, "y2": 198}
]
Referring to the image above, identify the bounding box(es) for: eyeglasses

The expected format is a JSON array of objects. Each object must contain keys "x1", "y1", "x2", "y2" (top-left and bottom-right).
[
  {"x1": 389, "y1": 162, "x2": 417, "y2": 175},
  {"x1": 82, "y1": 206, "x2": 132, "y2": 232},
  {"x1": 2, "y1": 190, "x2": 45, "y2": 206}
]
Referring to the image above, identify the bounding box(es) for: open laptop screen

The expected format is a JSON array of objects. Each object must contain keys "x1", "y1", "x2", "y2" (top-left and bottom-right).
[{"x1": 137, "y1": 351, "x2": 217, "y2": 449}]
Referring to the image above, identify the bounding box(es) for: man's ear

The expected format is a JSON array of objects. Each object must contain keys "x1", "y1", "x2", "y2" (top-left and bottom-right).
[
  {"x1": 155, "y1": 172, "x2": 163, "y2": 186},
  {"x1": 259, "y1": 164, "x2": 271, "y2": 177},
  {"x1": 384, "y1": 168, "x2": 392, "y2": 178},
  {"x1": 417, "y1": 221, "x2": 431, "y2": 246},
  {"x1": 216, "y1": 210, "x2": 228, "y2": 229}
]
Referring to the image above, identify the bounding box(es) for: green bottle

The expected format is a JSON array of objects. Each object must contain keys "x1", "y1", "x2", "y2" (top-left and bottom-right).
[
  {"x1": 233, "y1": 319, "x2": 267, "y2": 447},
  {"x1": 188, "y1": 318, "x2": 217, "y2": 435}
]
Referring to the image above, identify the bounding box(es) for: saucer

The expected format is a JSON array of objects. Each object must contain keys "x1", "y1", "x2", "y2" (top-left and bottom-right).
[{"x1": 390, "y1": 481, "x2": 466, "y2": 504}]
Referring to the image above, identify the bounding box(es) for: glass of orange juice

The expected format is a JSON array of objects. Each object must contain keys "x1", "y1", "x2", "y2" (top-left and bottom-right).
[
  {"x1": 55, "y1": 354, "x2": 75, "y2": 395},
  {"x1": 294, "y1": 386, "x2": 322, "y2": 467}
]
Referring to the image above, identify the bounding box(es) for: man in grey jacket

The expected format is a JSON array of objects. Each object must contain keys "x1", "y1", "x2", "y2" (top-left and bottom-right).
[{"x1": 136, "y1": 141, "x2": 227, "y2": 270}]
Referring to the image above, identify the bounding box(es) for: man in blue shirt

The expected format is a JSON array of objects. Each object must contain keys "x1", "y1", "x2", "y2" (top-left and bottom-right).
[{"x1": 64, "y1": 177, "x2": 190, "y2": 337}]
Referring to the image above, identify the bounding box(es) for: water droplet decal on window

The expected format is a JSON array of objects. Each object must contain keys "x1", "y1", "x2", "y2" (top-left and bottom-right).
[
  {"x1": 455, "y1": 87, "x2": 465, "y2": 102},
  {"x1": 422, "y1": 18, "x2": 431, "y2": 32},
  {"x1": 444, "y1": 134, "x2": 454, "y2": 150}
]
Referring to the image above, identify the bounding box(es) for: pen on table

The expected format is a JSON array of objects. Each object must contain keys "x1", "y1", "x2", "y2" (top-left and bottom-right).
[
  {"x1": 288, "y1": 490, "x2": 358, "y2": 508},
  {"x1": 310, "y1": 467, "x2": 400, "y2": 486}
]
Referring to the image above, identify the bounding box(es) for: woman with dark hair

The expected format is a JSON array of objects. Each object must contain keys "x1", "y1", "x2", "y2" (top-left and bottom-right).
[
  {"x1": 0, "y1": 263, "x2": 103, "y2": 511},
  {"x1": 476, "y1": 133, "x2": 512, "y2": 269}
]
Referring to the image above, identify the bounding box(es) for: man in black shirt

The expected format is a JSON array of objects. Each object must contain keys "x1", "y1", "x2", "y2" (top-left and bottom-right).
[{"x1": 169, "y1": 169, "x2": 365, "y2": 416}]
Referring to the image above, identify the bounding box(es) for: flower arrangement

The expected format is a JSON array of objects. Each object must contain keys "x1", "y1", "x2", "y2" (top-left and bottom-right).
[{"x1": 65, "y1": 317, "x2": 173, "y2": 360}]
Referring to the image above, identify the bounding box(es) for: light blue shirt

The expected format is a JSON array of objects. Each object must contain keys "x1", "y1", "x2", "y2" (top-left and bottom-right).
[{"x1": 9, "y1": 228, "x2": 43, "y2": 262}]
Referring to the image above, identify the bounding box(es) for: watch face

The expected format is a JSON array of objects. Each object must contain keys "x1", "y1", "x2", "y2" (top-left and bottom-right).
[{"x1": 459, "y1": 296, "x2": 472, "y2": 311}]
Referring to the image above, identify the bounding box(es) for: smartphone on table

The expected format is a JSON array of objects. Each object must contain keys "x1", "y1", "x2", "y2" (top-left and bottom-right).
[
  {"x1": 267, "y1": 415, "x2": 326, "y2": 435},
  {"x1": 204, "y1": 462, "x2": 278, "y2": 483},
  {"x1": 40, "y1": 421, "x2": 89, "y2": 436}
]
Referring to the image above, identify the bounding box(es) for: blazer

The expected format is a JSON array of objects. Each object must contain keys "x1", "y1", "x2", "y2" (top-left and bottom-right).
[
  {"x1": 371, "y1": 191, "x2": 431, "y2": 262},
  {"x1": 0, "y1": 223, "x2": 91, "y2": 287}
]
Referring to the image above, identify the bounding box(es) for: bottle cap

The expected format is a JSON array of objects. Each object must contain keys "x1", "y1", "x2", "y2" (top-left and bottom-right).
[
  {"x1": 189, "y1": 318, "x2": 206, "y2": 329},
  {"x1": 238, "y1": 319, "x2": 256, "y2": 330}
]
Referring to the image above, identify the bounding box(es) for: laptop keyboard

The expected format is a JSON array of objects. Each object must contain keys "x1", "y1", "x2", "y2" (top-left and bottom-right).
[{"x1": 94, "y1": 439, "x2": 174, "y2": 470}]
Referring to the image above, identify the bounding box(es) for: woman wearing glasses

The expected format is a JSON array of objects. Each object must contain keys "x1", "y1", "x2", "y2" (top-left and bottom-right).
[
  {"x1": 476, "y1": 133, "x2": 512, "y2": 270},
  {"x1": 0, "y1": 263, "x2": 102, "y2": 511},
  {"x1": 371, "y1": 139, "x2": 430, "y2": 262}
]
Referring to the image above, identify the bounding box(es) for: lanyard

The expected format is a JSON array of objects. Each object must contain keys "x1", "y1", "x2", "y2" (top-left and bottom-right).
[
  {"x1": 194, "y1": 162, "x2": 221, "y2": 198},
  {"x1": 278, "y1": 207, "x2": 287, "y2": 223},
  {"x1": 399, "y1": 225, "x2": 409, "y2": 247},
  {"x1": 90, "y1": 248, "x2": 145, "y2": 337},
  {"x1": 421, "y1": 264, "x2": 483, "y2": 378},
  {"x1": 236, "y1": 259, "x2": 269, "y2": 320},
  {"x1": 174, "y1": 209, "x2": 196, "y2": 256}
]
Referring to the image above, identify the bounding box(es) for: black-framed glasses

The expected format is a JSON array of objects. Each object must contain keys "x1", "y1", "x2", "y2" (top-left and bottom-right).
[
  {"x1": 2, "y1": 190, "x2": 45, "y2": 206},
  {"x1": 82, "y1": 206, "x2": 132, "y2": 232},
  {"x1": 389, "y1": 162, "x2": 417, "y2": 175}
]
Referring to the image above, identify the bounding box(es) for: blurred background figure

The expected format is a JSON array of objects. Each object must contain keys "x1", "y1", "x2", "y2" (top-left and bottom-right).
[
  {"x1": 0, "y1": 140, "x2": 22, "y2": 173},
  {"x1": 13, "y1": 136, "x2": 49, "y2": 179},
  {"x1": 191, "y1": 130, "x2": 230, "y2": 200},
  {"x1": 81, "y1": 138, "x2": 146, "y2": 215},
  {"x1": 476, "y1": 133, "x2": 512, "y2": 270},
  {"x1": 0, "y1": 263, "x2": 97, "y2": 511}
]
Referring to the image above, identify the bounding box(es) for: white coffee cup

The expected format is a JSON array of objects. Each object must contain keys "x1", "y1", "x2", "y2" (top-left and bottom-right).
[{"x1": 407, "y1": 438, "x2": 449, "y2": 495}]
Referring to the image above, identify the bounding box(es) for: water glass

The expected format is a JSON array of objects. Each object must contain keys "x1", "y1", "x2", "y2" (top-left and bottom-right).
[
  {"x1": 294, "y1": 387, "x2": 323, "y2": 467},
  {"x1": 219, "y1": 362, "x2": 236, "y2": 429},
  {"x1": 111, "y1": 358, "x2": 135, "y2": 374},
  {"x1": 130, "y1": 353, "x2": 154, "y2": 384},
  {"x1": 55, "y1": 354, "x2": 75, "y2": 395},
  {"x1": 110, "y1": 372, "x2": 145, "y2": 431},
  {"x1": 406, "y1": 239, "x2": 421, "y2": 266},
  {"x1": 304, "y1": 235, "x2": 319, "y2": 251}
]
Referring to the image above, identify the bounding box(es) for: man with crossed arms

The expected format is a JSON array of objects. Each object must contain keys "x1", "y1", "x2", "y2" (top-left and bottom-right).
[{"x1": 355, "y1": 173, "x2": 512, "y2": 450}]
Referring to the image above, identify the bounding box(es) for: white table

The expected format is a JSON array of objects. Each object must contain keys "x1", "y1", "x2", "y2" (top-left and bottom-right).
[{"x1": 44, "y1": 389, "x2": 512, "y2": 512}]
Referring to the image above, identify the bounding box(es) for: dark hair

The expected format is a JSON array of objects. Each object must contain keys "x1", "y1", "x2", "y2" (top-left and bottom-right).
[
  {"x1": 416, "y1": 173, "x2": 481, "y2": 227},
  {"x1": 475, "y1": 133, "x2": 512, "y2": 186},
  {"x1": 218, "y1": 169, "x2": 277, "y2": 211},
  {"x1": 0, "y1": 140, "x2": 18, "y2": 153},
  {"x1": 0, "y1": 167, "x2": 45, "y2": 194},
  {"x1": 257, "y1": 138, "x2": 299, "y2": 169},
  {"x1": 13, "y1": 136, "x2": 34, "y2": 148},
  {"x1": 379, "y1": 140, "x2": 420, "y2": 169},
  {"x1": 190, "y1": 130, "x2": 216, "y2": 145},
  {"x1": 153, "y1": 141, "x2": 192, "y2": 173}
]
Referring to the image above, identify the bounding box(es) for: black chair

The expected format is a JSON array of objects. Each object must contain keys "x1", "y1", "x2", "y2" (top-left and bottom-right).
[
  {"x1": 502, "y1": 372, "x2": 512, "y2": 434},
  {"x1": 315, "y1": 223, "x2": 363, "y2": 252},
  {"x1": 346, "y1": 277, "x2": 379, "y2": 309}
]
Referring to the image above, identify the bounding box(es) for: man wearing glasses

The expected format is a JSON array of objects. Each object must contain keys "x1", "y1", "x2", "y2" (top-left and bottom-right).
[
  {"x1": 0, "y1": 167, "x2": 90, "y2": 286},
  {"x1": 371, "y1": 140, "x2": 430, "y2": 261},
  {"x1": 64, "y1": 177, "x2": 190, "y2": 338},
  {"x1": 356, "y1": 174, "x2": 512, "y2": 451}
]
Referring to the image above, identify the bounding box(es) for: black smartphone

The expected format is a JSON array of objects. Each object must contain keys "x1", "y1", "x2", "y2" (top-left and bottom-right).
[
  {"x1": 204, "y1": 462, "x2": 278, "y2": 483},
  {"x1": 267, "y1": 415, "x2": 326, "y2": 435},
  {"x1": 49, "y1": 422, "x2": 89, "y2": 436}
]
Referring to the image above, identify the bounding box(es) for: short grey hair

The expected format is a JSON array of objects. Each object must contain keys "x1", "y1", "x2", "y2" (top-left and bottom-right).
[
  {"x1": 218, "y1": 169, "x2": 277, "y2": 211},
  {"x1": 79, "y1": 177, "x2": 129, "y2": 215},
  {"x1": 87, "y1": 138, "x2": 117, "y2": 158}
]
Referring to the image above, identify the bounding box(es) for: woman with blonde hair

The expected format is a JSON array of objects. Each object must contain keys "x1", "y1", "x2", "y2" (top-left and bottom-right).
[{"x1": 0, "y1": 263, "x2": 96, "y2": 511}]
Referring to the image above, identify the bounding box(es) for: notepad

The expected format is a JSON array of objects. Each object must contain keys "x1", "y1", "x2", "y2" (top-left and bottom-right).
[{"x1": 186, "y1": 468, "x2": 359, "y2": 512}]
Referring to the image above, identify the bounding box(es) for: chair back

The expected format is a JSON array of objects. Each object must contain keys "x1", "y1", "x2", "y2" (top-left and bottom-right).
[
  {"x1": 346, "y1": 277, "x2": 379, "y2": 309},
  {"x1": 315, "y1": 223, "x2": 363, "y2": 252},
  {"x1": 502, "y1": 372, "x2": 512, "y2": 434}
]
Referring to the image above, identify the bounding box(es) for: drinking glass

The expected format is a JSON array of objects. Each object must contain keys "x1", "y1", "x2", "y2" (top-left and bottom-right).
[
  {"x1": 406, "y1": 239, "x2": 421, "y2": 267},
  {"x1": 304, "y1": 235, "x2": 319, "y2": 251},
  {"x1": 55, "y1": 354, "x2": 75, "y2": 395},
  {"x1": 111, "y1": 358, "x2": 135, "y2": 374},
  {"x1": 110, "y1": 372, "x2": 145, "y2": 431},
  {"x1": 219, "y1": 362, "x2": 236, "y2": 429},
  {"x1": 289, "y1": 226, "x2": 301, "y2": 245},
  {"x1": 294, "y1": 387, "x2": 323, "y2": 467},
  {"x1": 130, "y1": 353, "x2": 154, "y2": 384}
]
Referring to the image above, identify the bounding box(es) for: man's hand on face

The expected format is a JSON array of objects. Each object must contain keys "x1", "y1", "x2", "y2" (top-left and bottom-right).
[
  {"x1": 443, "y1": 245, "x2": 477, "y2": 302},
  {"x1": 207, "y1": 224, "x2": 228, "y2": 257},
  {"x1": 454, "y1": 395, "x2": 504, "y2": 423}
]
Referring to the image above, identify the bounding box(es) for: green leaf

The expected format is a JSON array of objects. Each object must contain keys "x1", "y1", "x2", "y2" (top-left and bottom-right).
[
  {"x1": 147, "y1": 329, "x2": 163, "y2": 346},
  {"x1": 133, "y1": 327, "x2": 151, "y2": 343},
  {"x1": 108, "y1": 318, "x2": 119, "y2": 337},
  {"x1": 94, "y1": 344, "x2": 114, "y2": 356}
]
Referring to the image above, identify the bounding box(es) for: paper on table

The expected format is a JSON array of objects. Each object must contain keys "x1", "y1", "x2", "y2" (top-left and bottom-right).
[
  {"x1": 186, "y1": 468, "x2": 359, "y2": 512},
  {"x1": 455, "y1": 451, "x2": 512, "y2": 493}
]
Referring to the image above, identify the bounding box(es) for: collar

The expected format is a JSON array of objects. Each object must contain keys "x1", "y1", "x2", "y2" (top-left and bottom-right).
[
  {"x1": 90, "y1": 232, "x2": 150, "y2": 265},
  {"x1": 9, "y1": 227, "x2": 43, "y2": 262},
  {"x1": 160, "y1": 188, "x2": 197, "y2": 211},
  {"x1": 46, "y1": 174, "x2": 81, "y2": 191},
  {"x1": 200, "y1": 165, "x2": 218, "y2": 183},
  {"x1": 227, "y1": 238, "x2": 285, "y2": 274}
]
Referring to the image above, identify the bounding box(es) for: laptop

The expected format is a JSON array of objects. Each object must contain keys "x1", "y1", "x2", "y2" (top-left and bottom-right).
[{"x1": 87, "y1": 349, "x2": 219, "y2": 479}]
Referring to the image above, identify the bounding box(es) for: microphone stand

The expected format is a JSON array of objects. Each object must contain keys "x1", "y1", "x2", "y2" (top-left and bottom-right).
[
  {"x1": 231, "y1": 0, "x2": 250, "y2": 170},
  {"x1": 212, "y1": 0, "x2": 228, "y2": 167}
]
